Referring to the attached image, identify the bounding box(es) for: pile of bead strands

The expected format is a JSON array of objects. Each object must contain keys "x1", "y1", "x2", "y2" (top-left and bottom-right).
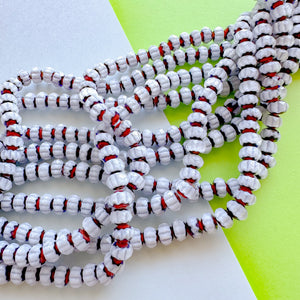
[{"x1": 0, "y1": 0, "x2": 299, "y2": 288}]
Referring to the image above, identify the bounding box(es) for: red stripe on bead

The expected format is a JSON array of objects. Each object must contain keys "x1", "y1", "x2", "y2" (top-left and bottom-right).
[
  {"x1": 198, "y1": 96, "x2": 209, "y2": 103},
  {"x1": 26, "y1": 229, "x2": 32, "y2": 241},
  {"x1": 241, "y1": 104, "x2": 255, "y2": 109},
  {"x1": 179, "y1": 37, "x2": 184, "y2": 46},
  {"x1": 271, "y1": 1, "x2": 283, "y2": 9},
  {"x1": 5, "y1": 120, "x2": 17, "y2": 127},
  {"x1": 185, "y1": 224, "x2": 193, "y2": 236},
  {"x1": 211, "y1": 184, "x2": 217, "y2": 195},
  {"x1": 103, "y1": 155, "x2": 117, "y2": 162},
  {"x1": 197, "y1": 219, "x2": 204, "y2": 232},
  {"x1": 193, "y1": 108, "x2": 206, "y2": 114},
  {"x1": 243, "y1": 172, "x2": 255, "y2": 178},
  {"x1": 207, "y1": 85, "x2": 217, "y2": 93},
  {"x1": 115, "y1": 239, "x2": 129, "y2": 248},
  {"x1": 111, "y1": 113, "x2": 120, "y2": 126},
  {"x1": 256, "y1": 19, "x2": 268, "y2": 25},
  {"x1": 152, "y1": 180, "x2": 157, "y2": 192},
  {"x1": 113, "y1": 203, "x2": 129, "y2": 210},
  {"x1": 97, "y1": 141, "x2": 110, "y2": 149},
  {"x1": 120, "y1": 127, "x2": 131, "y2": 137},
  {"x1": 50, "y1": 267, "x2": 56, "y2": 282},
  {"x1": 236, "y1": 199, "x2": 247, "y2": 207},
  {"x1": 155, "y1": 151, "x2": 159, "y2": 161},
  {"x1": 186, "y1": 178, "x2": 195, "y2": 184},
  {"x1": 84, "y1": 75, "x2": 94, "y2": 82},
  {"x1": 106, "y1": 84, "x2": 111, "y2": 93},
  {"x1": 38, "y1": 127, "x2": 43, "y2": 140},
  {"x1": 260, "y1": 161, "x2": 269, "y2": 168},
  {"x1": 0, "y1": 247, "x2": 6, "y2": 260},
  {"x1": 240, "y1": 38, "x2": 250, "y2": 43},
  {"x1": 134, "y1": 94, "x2": 141, "y2": 104},
  {"x1": 266, "y1": 72, "x2": 277, "y2": 77},
  {"x1": 67, "y1": 234, "x2": 74, "y2": 246},
  {"x1": 140, "y1": 232, "x2": 145, "y2": 244},
  {"x1": 69, "y1": 166, "x2": 76, "y2": 178},
  {"x1": 51, "y1": 128, "x2": 55, "y2": 139},
  {"x1": 177, "y1": 190, "x2": 188, "y2": 199},
  {"x1": 65, "y1": 269, "x2": 70, "y2": 285},
  {"x1": 39, "y1": 230, "x2": 45, "y2": 243},
  {"x1": 158, "y1": 45, "x2": 164, "y2": 56},
  {"x1": 103, "y1": 266, "x2": 114, "y2": 278},
  {"x1": 40, "y1": 248, "x2": 46, "y2": 264},
  {"x1": 259, "y1": 56, "x2": 273, "y2": 64},
  {"x1": 212, "y1": 31, "x2": 215, "y2": 40},
  {"x1": 127, "y1": 182, "x2": 137, "y2": 190},
  {"x1": 243, "y1": 157, "x2": 253, "y2": 161},
  {"x1": 225, "y1": 184, "x2": 232, "y2": 195},
  {"x1": 147, "y1": 202, "x2": 152, "y2": 214},
  {"x1": 267, "y1": 98, "x2": 279, "y2": 103},
  {"x1": 79, "y1": 229, "x2": 90, "y2": 243},
  {"x1": 200, "y1": 31, "x2": 204, "y2": 41},
  {"x1": 167, "y1": 41, "x2": 173, "y2": 51},
  {"x1": 190, "y1": 122, "x2": 202, "y2": 127},
  {"x1": 97, "y1": 110, "x2": 106, "y2": 121},
  {"x1": 6, "y1": 146, "x2": 18, "y2": 150},
  {"x1": 62, "y1": 127, "x2": 67, "y2": 140},
  {"x1": 241, "y1": 128, "x2": 256, "y2": 134},
  {"x1": 93, "y1": 218, "x2": 101, "y2": 228},
  {"x1": 36, "y1": 197, "x2": 40, "y2": 211},
  {"x1": 145, "y1": 85, "x2": 151, "y2": 94},
  {"x1": 54, "y1": 243, "x2": 61, "y2": 255},
  {"x1": 6, "y1": 131, "x2": 21, "y2": 137},
  {"x1": 245, "y1": 116, "x2": 257, "y2": 121},
  {"x1": 1, "y1": 89, "x2": 12, "y2": 95},
  {"x1": 112, "y1": 257, "x2": 123, "y2": 265},
  {"x1": 11, "y1": 225, "x2": 18, "y2": 239},
  {"x1": 161, "y1": 197, "x2": 167, "y2": 210},
  {"x1": 63, "y1": 199, "x2": 67, "y2": 212},
  {"x1": 174, "y1": 192, "x2": 182, "y2": 203},
  {"x1": 224, "y1": 27, "x2": 229, "y2": 38},
  {"x1": 240, "y1": 186, "x2": 252, "y2": 193},
  {"x1": 116, "y1": 224, "x2": 130, "y2": 231}
]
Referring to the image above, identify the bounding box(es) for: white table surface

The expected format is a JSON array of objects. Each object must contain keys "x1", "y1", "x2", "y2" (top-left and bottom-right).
[{"x1": 0, "y1": 1, "x2": 256, "y2": 299}]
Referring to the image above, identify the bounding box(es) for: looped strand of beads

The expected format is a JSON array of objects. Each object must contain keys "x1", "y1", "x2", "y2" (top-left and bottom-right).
[{"x1": 0, "y1": 0, "x2": 298, "y2": 288}]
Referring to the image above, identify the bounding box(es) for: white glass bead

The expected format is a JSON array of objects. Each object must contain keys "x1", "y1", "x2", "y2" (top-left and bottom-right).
[
  {"x1": 215, "y1": 208, "x2": 233, "y2": 228},
  {"x1": 69, "y1": 266, "x2": 83, "y2": 288},
  {"x1": 174, "y1": 179, "x2": 198, "y2": 202},
  {"x1": 186, "y1": 217, "x2": 201, "y2": 238},
  {"x1": 43, "y1": 240, "x2": 60, "y2": 263},
  {"x1": 155, "y1": 177, "x2": 170, "y2": 194},
  {"x1": 158, "y1": 223, "x2": 172, "y2": 246},
  {"x1": 56, "y1": 229, "x2": 74, "y2": 255},
  {"x1": 164, "y1": 190, "x2": 181, "y2": 211},
  {"x1": 135, "y1": 197, "x2": 149, "y2": 218},
  {"x1": 39, "y1": 266, "x2": 53, "y2": 286},
  {"x1": 202, "y1": 213, "x2": 217, "y2": 233},
  {"x1": 233, "y1": 190, "x2": 256, "y2": 206},
  {"x1": 227, "y1": 200, "x2": 248, "y2": 220},
  {"x1": 131, "y1": 228, "x2": 142, "y2": 250},
  {"x1": 27, "y1": 244, "x2": 42, "y2": 267},
  {"x1": 144, "y1": 227, "x2": 157, "y2": 248},
  {"x1": 150, "y1": 194, "x2": 163, "y2": 215}
]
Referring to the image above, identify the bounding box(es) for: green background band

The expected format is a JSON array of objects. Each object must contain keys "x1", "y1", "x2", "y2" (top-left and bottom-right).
[{"x1": 110, "y1": 1, "x2": 300, "y2": 299}]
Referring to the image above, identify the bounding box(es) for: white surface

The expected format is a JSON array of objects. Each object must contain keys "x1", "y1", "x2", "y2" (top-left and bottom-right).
[{"x1": 0, "y1": 0, "x2": 256, "y2": 299}]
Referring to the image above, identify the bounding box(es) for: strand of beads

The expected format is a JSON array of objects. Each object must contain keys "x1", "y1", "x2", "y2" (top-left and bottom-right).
[{"x1": 0, "y1": 0, "x2": 298, "y2": 288}]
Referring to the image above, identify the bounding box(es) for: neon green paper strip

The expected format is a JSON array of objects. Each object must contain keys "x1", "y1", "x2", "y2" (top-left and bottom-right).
[{"x1": 110, "y1": 1, "x2": 300, "y2": 299}]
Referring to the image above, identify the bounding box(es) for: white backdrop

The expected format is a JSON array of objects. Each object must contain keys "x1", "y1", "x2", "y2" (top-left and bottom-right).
[{"x1": 0, "y1": 0, "x2": 256, "y2": 299}]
